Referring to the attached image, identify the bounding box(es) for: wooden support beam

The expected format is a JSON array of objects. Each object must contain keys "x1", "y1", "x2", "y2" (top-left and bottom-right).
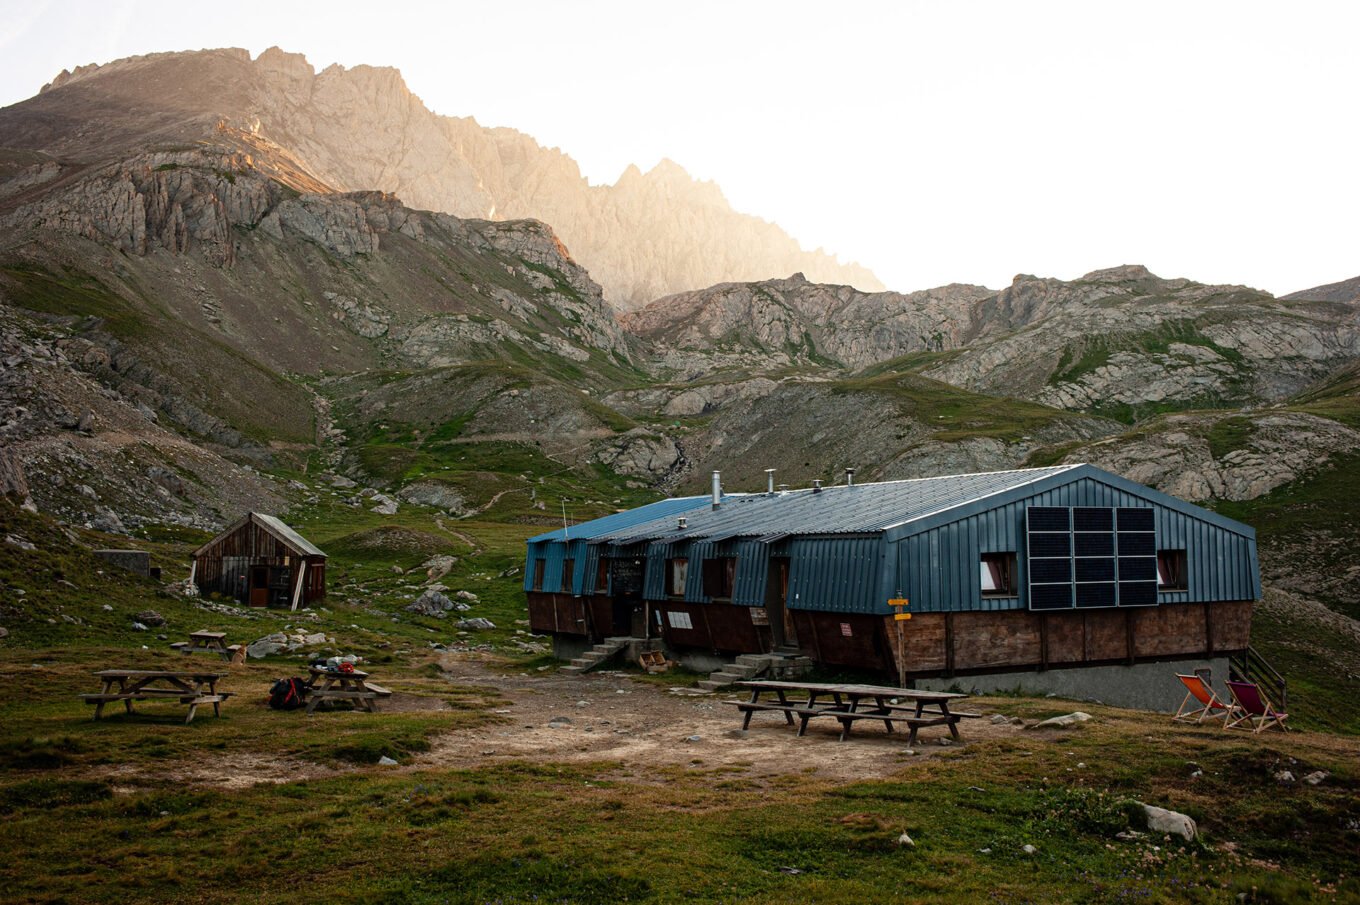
[
  {"x1": 944, "y1": 612, "x2": 955, "y2": 677},
  {"x1": 1039, "y1": 613, "x2": 1049, "y2": 672}
]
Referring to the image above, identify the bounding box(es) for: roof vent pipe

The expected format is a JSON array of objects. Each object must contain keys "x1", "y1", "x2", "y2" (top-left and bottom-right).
[
  {"x1": 812, "y1": 479, "x2": 823, "y2": 493},
  {"x1": 712, "y1": 470, "x2": 722, "y2": 510},
  {"x1": 677, "y1": 516, "x2": 688, "y2": 530},
  {"x1": 846, "y1": 467, "x2": 856, "y2": 487},
  {"x1": 765, "y1": 468, "x2": 776, "y2": 495}
]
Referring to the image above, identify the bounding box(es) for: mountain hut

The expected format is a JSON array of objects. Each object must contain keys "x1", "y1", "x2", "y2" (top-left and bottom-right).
[
  {"x1": 523, "y1": 464, "x2": 1263, "y2": 710},
  {"x1": 191, "y1": 512, "x2": 326, "y2": 609}
]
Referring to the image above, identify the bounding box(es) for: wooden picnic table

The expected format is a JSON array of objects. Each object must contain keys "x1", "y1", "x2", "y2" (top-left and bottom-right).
[
  {"x1": 79, "y1": 669, "x2": 231, "y2": 724},
  {"x1": 170, "y1": 631, "x2": 243, "y2": 663},
  {"x1": 727, "y1": 680, "x2": 976, "y2": 745},
  {"x1": 302, "y1": 666, "x2": 382, "y2": 714}
]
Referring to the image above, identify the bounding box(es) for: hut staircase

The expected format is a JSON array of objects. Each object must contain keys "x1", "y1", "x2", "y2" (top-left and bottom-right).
[
  {"x1": 1228, "y1": 645, "x2": 1287, "y2": 712},
  {"x1": 698, "y1": 652, "x2": 814, "y2": 692},
  {"x1": 562, "y1": 637, "x2": 634, "y2": 676}
]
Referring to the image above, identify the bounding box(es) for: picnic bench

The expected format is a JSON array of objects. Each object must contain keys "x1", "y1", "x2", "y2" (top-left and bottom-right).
[
  {"x1": 302, "y1": 666, "x2": 387, "y2": 714},
  {"x1": 169, "y1": 631, "x2": 244, "y2": 663},
  {"x1": 726, "y1": 680, "x2": 977, "y2": 745},
  {"x1": 79, "y1": 669, "x2": 231, "y2": 724}
]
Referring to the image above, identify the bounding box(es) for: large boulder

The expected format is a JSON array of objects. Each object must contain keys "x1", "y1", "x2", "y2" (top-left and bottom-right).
[
  {"x1": 406, "y1": 588, "x2": 454, "y2": 616},
  {"x1": 1137, "y1": 803, "x2": 1197, "y2": 841}
]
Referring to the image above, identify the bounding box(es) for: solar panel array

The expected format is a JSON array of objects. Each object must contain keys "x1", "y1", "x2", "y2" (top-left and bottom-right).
[{"x1": 1026, "y1": 506, "x2": 1159, "y2": 610}]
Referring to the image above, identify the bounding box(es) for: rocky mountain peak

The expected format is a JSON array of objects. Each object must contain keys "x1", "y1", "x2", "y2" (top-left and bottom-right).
[
  {"x1": 4, "y1": 46, "x2": 882, "y2": 309},
  {"x1": 1080, "y1": 264, "x2": 1159, "y2": 283}
]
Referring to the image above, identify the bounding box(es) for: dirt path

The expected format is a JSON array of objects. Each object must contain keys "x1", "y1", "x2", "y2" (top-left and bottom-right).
[{"x1": 419, "y1": 657, "x2": 1026, "y2": 783}]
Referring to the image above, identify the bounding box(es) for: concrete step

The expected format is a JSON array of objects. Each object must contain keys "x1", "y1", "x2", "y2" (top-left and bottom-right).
[
  {"x1": 561, "y1": 665, "x2": 587, "y2": 675},
  {"x1": 734, "y1": 654, "x2": 772, "y2": 667},
  {"x1": 697, "y1": 679, "x2": 730, "y2": 692}
]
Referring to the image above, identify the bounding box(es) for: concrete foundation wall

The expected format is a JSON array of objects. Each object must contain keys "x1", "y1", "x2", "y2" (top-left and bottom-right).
[
  {"x1": 93, "y1": 549, "x2": 150, "y2": 578},
  {"x1": 914, "y1": 656, "x2": 1231, "y2": 713}
]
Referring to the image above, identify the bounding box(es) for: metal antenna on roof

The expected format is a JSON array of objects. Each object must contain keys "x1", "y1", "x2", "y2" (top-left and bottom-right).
[{"x1": 561, "y1": 499, "x2": 570, "y2": 540}]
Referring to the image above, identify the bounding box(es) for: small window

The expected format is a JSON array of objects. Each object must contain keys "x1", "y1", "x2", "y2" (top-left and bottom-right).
[
  {"x1": 532, "y1": 560, "x2": 545, "y2": 591},
  {"x1": 980, "y1": 553, "x2": 1018, "y2": 597},
  {"x1": 702, "y1": 557, "x2": 738, "y2": 599},
  {"x1": 1157, "y1": 550, "x2": 1187, "y2": 590},
  {"x1": 667, "y1": 558, "x2": 688, "y2": 597},
  {"x1": 561, "y1": 559, "x2": 575, "y2": 593},
  {"x1": 595, "y1": 557, "x2": 609, "y2": 593}
]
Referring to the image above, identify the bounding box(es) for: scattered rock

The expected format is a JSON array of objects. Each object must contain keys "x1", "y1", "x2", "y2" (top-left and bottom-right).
[
  {"x1": 989, "y1": 714, "x2": 1010, "y2": 725},
  {"x1": 1032, "y1": 712, "x2": 1092, "y2": 729},
  {"x1": 897, "y1": 832, "x2": 915, "y2": 847},
  {"x1": 134, "y1": 610, "x2": 166, "y2": 627},
  {"x1": 1303, "y1": 771, "x2": 1329, "y2": 786},
  {"x1": 1022, "y1": 844, "x2": 1037, "y2": 855},
  {"x1": 0, "y1": 627, "x2": 7, "y2": 639},
  {"x1": 455, "y1": 617, "x2": 495, "y2": 631},
  {"x1": 246, "y1": 633, "x2": 289, "y2": 658},
  {"x1": 1274, "y1": 770, "x2": 1296, "y2": 784},
  {"x1": 377, "y1": 755, "x2": 399, "y2": 766},
  {"x1": 1137, "y1": 803, "x2": 1197, "y2": 841},
  {"x1": 101, "y1": 604, "x2": 113, "y2": 611},
  {"x1": 406, "y1": 588, "x2": 454, "y2": 616},
  {"x1": 422, "y1": 554, "x2": 458, "y2": 582},
  {"x1": 369, "y1": 493, "x2": 399, "y2": 515},
  {"x1": 3, "y1": 534, "x2": 35, "y2": 551},
  {"x1": 130, "y1": 622, "x2": 148, "y2": 631},
  {"x1": 685, "y1": 734, "x2": 702, "y2": 743},
  {"x1": 455, "y1": 590, "x2": 479, "y2": 602},
  {"x1": 547, "y1": 716, "x2": 572, "y2": 728}
]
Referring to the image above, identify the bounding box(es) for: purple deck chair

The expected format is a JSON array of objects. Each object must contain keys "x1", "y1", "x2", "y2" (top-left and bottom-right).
[{"x1": 1224, "y1": 680, "x2": 1289, "y2": 733}]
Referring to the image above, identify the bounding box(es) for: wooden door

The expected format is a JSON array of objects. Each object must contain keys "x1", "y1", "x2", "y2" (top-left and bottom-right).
[
  {"x1": 766, "y1": 559, "x2": 796, "y2": 648},
  {"x1": 249, "y1": 566, "x2": 269, "y2": 607}
]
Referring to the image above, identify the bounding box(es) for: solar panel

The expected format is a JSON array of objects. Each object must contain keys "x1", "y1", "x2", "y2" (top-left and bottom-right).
[{"x1": 1027, "y1": 505, "x2": 1161, "y2": 610}]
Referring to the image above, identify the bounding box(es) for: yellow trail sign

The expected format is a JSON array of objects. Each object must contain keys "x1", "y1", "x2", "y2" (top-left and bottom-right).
[
  {"x1": 894, "y1": 612, "x2": 912, "y2": 621},
  {"x1": 888, "y1": 598, "x2": 909, "y2": 608}
]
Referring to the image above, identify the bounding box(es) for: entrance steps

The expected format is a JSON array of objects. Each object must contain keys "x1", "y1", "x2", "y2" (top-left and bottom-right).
[
  {"x1": 698, "y1": 651, "x2": 814, "y2": 692},
  {"x1": 562, "y1": 637, "x2": 635, "y2": 676}
]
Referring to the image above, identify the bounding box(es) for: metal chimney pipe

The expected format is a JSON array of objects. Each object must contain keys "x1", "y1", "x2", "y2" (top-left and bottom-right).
[
  {"x1": 765, "y1": 468, "x2": 776, "y2": 495},
  {"x1": 812, "y1": 479, "x2": 823, "y2": 493},
  {"x1": 846, "y1": 467, "x2": 856, "y2": 487},
  {"x1": 712, "y1": 470, "x2": 722, "y2": 509},
  {"x1": 677, "y1": 516, "x2": 687, "y2": 530}
]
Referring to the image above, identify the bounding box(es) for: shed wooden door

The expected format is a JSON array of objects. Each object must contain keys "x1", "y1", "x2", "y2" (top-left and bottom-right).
[
  {"x1": 766, "y1": 559, "x2": 796, "y2": 648},
  {"x1": 249, "y1": 566, "x2": 269, "y2": 607}
]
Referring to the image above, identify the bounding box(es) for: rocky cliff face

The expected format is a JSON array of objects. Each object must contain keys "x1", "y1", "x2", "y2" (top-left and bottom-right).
[
  {"x1": 2, "y1": 47, "x2": 882, "y2": 309},
  {"x1": 625, "y1": 265, "x2": 1360, "y2": 418},
  {"x1": 622, "y1": 273, "x2": 992, "y2": 374}
]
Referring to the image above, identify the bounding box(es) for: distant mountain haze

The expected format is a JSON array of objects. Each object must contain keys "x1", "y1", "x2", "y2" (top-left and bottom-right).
[{"x1": 0, "y1": 46, "x2": 882, "y2": 309}]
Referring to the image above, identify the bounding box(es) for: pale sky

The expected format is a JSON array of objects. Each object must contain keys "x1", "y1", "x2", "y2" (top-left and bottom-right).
[{"x1": 1, "y1": 0, "x2": 1356, "y2": 296}]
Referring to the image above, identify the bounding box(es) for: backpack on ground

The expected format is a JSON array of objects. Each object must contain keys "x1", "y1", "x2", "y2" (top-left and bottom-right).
[{"x1": 268, "y1": 677, "x2": 308, "y2": 710}]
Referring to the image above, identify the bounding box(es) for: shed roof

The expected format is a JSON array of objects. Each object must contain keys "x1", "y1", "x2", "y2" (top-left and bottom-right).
[
  {"x1": 528, "y1": 496, "x2": 714, "y2": 544},
  {"x1": 193, "y1": 512, "x2": 326, "y2": 558},
  {"x1": 587, "y1": 466, "x2": 1084, "y2": 544}
]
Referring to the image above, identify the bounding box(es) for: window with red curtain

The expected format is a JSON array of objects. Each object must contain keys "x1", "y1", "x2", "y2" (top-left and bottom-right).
[
  {"x1": 1157, "y1": 550, "x2": 1187, "y2": 590},
  {"x1": 980, "y1": 552, "x2": 1017, "y2": 597}
]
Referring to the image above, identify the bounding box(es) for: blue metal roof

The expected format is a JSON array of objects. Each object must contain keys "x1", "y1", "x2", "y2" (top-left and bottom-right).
[
  {"x1": 594, "y1": 466, "x2": 1084, "y2": 544},
  {"x1": 527, "y1": 495, "x2": 714, "y2": 543}
]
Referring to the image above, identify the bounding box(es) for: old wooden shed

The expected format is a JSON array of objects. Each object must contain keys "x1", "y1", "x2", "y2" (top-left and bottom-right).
[
  {"x1": 524, "y1": 465, "x2": 1262, "y2": 701},
  {"x1": 192, "y1": 512, "x2": 326, "y2": 608}
]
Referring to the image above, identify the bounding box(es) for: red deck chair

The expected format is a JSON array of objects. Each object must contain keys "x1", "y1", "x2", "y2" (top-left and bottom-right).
[
  {"x1": 1224, "y1": 680, "x2": 1289, "y2": 733},
  {"x1": 1173, "y1": 673, "x2": 1229, "y2": 723}
]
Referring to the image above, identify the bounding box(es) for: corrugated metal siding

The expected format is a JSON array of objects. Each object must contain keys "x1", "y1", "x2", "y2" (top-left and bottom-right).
[
  {"x1": 732, "y1": 540, "x2": 769, "y2": 607},
  {"x1": 685, "y1": 541, "x2": 714, "y2": 602},
  {"x1": 786, "y1": 536, "x2": 881, "y2": 614},
  {"x1": 581, "y1": 544, "x2": 601, "y2": 597},
  {"x1": 890, "y1": 476, "x2": 1258, "y2": 615},
  {"x1": 643, "y1": 541, "x2": 675, "y2": 600}
]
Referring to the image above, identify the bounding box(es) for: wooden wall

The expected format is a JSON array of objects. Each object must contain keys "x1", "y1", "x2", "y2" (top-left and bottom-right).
[{"x1": 886, "y1": 600, "x2": 1251, "y2": 676}]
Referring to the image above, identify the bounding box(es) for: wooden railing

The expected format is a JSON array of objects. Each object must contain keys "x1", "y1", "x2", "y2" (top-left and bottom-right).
[{"x1": 1229, "y1": 645, "x2": 1287, "y2": 712}]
